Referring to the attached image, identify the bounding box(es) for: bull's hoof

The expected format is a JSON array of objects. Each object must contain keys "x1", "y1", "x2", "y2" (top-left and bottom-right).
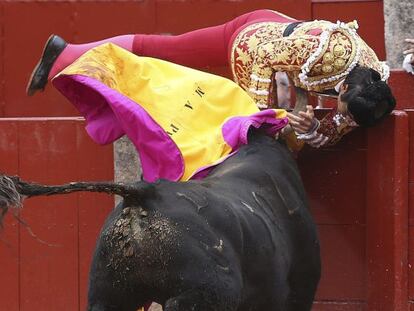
[{"x1": 26, "y1": 34, "x2": 67, "y2": 96}]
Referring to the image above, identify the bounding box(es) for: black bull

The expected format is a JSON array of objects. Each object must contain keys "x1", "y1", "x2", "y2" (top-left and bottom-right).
[{"x1": 0, "y1": 131, "x2": 321, "y2": 311}]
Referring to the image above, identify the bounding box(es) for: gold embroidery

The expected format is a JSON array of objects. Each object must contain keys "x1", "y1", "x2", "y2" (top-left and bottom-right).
[
  {"x1": 358, "y1": 40, "x2": 383, "y2": 74},
  {"x1": 231, "y1": 22, "x2": 285, "y2": 91},
  {"x1": 334, "y1": 58, "x2": 346, "y2": 70},
  {"x1": 323, "y1": 52, "x2": 334, "y2": 63},
  {"x1": 333, "y1": 44, "x2": 346, "y2": 57},
  {"x1": 300, "y1": 31, "x2": 356, "y2": 91},
  {"x1": 230, "y1": 19, "x2": 387, "y2": 107},
  {"x1": 247, "y1": 36, "x2": 319, "y2": 107}
]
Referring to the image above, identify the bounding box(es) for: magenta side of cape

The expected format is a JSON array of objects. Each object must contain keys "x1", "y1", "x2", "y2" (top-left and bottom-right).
[
  {"x1": 53, "y1": 74, "x2": 185, "y2": 182},
  {"x1": 221, "y1": 110, "x2": 288, "y2": 149},
  {"x1": 190, "y1": 110, "x2": 289, "y2": 179}
]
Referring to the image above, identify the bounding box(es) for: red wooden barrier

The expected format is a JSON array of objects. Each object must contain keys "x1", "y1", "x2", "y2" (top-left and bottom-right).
[
  {"x1": 298, "y1": 110, "x2": 410, "y2": 310},
  {"x1": 388, "y1": 70, "x2": 414, "y2": 110},
  {"x1": 366, "y1": 111, "x2": 409, "y2": 311},
  {"x1": 0, "y1": 118, "x2": 114, "y2": 311},
  {"x1": 407, "y1": 110, "x2": 414, "y2": 311},
  {"x1": 298, "y1": 129, "x2": 367, "y2": 309}
]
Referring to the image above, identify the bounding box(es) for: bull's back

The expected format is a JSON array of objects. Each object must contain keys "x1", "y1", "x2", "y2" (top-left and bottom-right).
[{"x1": 199, "y1": 134, "x2": 320, "y2": 308}]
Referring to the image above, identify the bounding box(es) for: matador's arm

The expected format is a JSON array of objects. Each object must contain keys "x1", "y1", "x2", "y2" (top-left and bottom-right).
[{"x1": 296, "y1": 109, "x2": 359, "y2": 148}]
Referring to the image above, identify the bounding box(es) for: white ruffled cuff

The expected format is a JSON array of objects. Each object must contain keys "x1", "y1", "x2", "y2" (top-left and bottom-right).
[
  {"x1": 296, "y1": 119, "x2": 320, "y2": 140},
  {"x1": 403, "y1": 53, "x2": 414, "y2": 75},
  {"x1": 296, "y1": 119, "x2": 330, "y2": 148}
]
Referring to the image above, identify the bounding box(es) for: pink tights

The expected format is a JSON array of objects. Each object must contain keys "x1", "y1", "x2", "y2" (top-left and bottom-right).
[
  {"x1": 49, "y1": 35, "x2": 134, "y2": 78},
  {"x1": 49, "y1": 10, "x2": 296, "y2": 78}
]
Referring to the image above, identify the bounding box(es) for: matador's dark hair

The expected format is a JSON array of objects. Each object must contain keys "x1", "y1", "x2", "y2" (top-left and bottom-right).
[{"x1": 341, "y1": 66, "x2": 396, "y2": 127}]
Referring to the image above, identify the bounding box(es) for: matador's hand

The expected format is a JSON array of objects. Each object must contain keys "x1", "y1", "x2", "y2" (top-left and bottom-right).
[{"x1": 287, "y1": 105, "x2": 317, "y2": 134}]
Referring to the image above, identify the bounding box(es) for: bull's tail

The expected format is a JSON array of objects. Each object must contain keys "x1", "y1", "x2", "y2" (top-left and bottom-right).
[
  {"x1": 0, "y1": 176, "x2": 22, "y2": 225},
  {"x1": 0, "y1": 174, "x2": 148, "y2": 225}
]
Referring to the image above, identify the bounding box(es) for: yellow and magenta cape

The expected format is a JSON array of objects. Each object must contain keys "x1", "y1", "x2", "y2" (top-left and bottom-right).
[{"x1": 53, "y1": 43, "x2": 288, "y2": 182}]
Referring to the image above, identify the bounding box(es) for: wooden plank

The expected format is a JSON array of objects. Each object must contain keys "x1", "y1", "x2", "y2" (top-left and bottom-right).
[
  {"x1": 407, "y1": 110, "x2": 414, "y2": 183},
  {"x1": 366, "y1": 112, "x2": 409, "y2": 311},
  {"x1": 0, "y1": 121, "x2": 20, "y2": 311},
  {"x1": 18, "y1": 120, "x2": 79, "y2": 311},
  {"x1": 410, "y1": 183, "x2": 414, "y2": 227},
  {"x1": 78, "y1": 193, "x2": 114, "y2": 310},
  {"x1": 2, "y1": 2, "x2": 77, "y2": 117},
  {"x1": 76, "y1": 123, "x2": 114, "y2": 310},
  {"x1": 0, "y1": 2, "x2": 4, "y2": 117},
  {"x1": 0, "y1": 118, "x2": 115, "y2": 310},
  {"x1": 297, "y1": 128, "x2": 367, "y2": 225},
  {"x1": 408, "y1": 226, "x2": 414, "y2": 300},
  {"x1": 0, "y1": 118, "x2": 115, "y2": 311},
  {"x1": 73, "y1": 1, "x2": 156, "y2": 42},
  {"x1": 316, "y1": 224, "x2": 366, "y2": 301},
  {"x1": 388, "y1": 71, "x2": 414, "y2": 110}
]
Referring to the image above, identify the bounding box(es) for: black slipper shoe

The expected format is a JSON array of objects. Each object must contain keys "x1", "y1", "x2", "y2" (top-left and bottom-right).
[{"x1": 26, "y1": 34, "x2": 67, "y2": 96}]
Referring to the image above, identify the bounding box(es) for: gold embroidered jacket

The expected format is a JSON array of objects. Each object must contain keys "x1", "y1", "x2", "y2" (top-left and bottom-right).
[{"x1": 230, "y1": 18, "x2": 389, "y2": 148}]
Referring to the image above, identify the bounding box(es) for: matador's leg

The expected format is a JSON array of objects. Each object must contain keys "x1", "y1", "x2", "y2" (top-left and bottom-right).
[
  {"x1": 26, "y1": 34, "x2": 134, "y2": 95},
  {"x1": 27, "y1": 10, "x2": 289, "y2": 96}
]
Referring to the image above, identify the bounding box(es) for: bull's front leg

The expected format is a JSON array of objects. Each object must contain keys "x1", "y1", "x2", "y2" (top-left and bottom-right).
[{"x1": 164, "y1": 288, "x2": 239, "y2": 311}]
